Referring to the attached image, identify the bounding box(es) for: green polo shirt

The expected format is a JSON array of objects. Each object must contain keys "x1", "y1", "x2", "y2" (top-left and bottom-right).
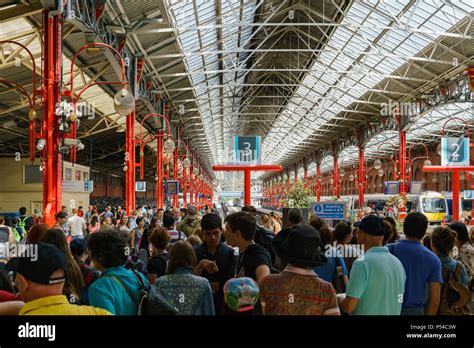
[{"x1": 346, "y1": 246, "x2": 406, "y2": 315}]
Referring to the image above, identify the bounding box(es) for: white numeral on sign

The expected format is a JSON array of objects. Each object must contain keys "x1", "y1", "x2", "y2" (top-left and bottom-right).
[
  {"x1": 451, "y1": 143, "x2": 460, "y2": 161},
  {"x1": 69, "y1": 199, "x2": 75, "y2": 209}
]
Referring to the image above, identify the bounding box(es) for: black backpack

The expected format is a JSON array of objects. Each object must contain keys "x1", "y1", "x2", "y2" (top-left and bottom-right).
[{"x1": 254, "y1": 225, "x2": 276, "y2": 264}]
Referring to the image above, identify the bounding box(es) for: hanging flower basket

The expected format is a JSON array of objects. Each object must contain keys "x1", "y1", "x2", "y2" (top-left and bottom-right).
[{"x1": 281, "y1": 182, "x2": 312, "y2": 208}]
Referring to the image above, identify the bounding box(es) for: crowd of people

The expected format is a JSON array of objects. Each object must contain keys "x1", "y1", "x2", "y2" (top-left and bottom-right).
[{"x1": 0, "y1": 203, "x2": 473, "y2": 316}]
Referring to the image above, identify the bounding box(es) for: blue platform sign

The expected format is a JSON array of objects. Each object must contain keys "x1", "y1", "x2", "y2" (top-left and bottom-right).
[
  {"x1": 441, "y1": 137, "x2": 470, "y2": 166},
  {"x1": 233, "y1": 136, "x2": 261, "y2": 164},
  {"x1": 464, "y1": 190, "x2": 474, "y2": 200},
  {"x1": 311, "y1": 202, "x2": 346, "y2": 220},
  {"x1": 164, "y1": 180, "x2": 179, "y2": 195}
]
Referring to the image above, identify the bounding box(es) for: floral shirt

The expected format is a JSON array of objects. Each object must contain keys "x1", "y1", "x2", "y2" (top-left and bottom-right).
[
  {"x1": 455, "y1": 242, "x2": 474, "y2": 282},
  {"x1": 154, "y1": 267, "x2": 215, "y2": 315},
  {"x1": 260, "y1": 265, "x2": 340, "y2": 315}
]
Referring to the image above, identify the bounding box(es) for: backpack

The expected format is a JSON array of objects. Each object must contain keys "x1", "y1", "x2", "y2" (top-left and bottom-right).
[
  {"x1": 106, "y1": 269, "x2": 179, "y2": 315},
  {"x1": 438, "y1": 261, "x2": 471, "y2": 315},
  {"x1": 254, "y1": 225, "x2": 276, "y2": 264},
  {"x1": 125, "y1": 250, "x2": 147, "y2": 275},
  {"x1": 17, "y1": 217, "x2": 28, "y2": 236},
  {"x1": 332, "y1": 256, "x2": 346, "y2": 294}
]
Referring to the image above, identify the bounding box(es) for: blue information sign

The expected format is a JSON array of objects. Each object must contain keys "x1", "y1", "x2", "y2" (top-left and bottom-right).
[
  {"x1": 311, "y1": 202, "x2": 346, "y2": 220},
  {"x1": 464, "y1": 190, "x2": 474, "y2": 200},
  {"x1": 441, "y1": 137, "x2": 470, "y2": 166},
  {"x1": 233, "y1": 136, "x2": 261, "y2": 164},
  {"x1": 164, "y1": 180, "x2": 179, "y2": 195}
]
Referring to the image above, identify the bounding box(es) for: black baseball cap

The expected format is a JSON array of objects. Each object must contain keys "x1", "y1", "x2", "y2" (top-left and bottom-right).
[
  {"x1": 6, "y1": 243, "x2": 67, "y2": 285},
  {"x1": 70, "y1": 238, "x2": 87, "y2": 256},
  {"x1": 357, "y1": 215, "x2": 386, "y2": 236}
]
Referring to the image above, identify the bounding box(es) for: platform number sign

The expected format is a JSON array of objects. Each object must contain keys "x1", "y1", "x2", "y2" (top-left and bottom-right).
[
  {"x1": 234, "y1": 136, "x2": 261, "y2": 164},
  {"x1": 441, "y1": 137, "x2": 470, "y2": 166},
  {"x1": 464, "y1": 190, "x2": 474, "y2": 200}
]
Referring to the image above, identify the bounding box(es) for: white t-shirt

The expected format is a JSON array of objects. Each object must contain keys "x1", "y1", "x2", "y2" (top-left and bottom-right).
[{"x1": 67, "y1": 215, "x2": 85, "y2": 237}]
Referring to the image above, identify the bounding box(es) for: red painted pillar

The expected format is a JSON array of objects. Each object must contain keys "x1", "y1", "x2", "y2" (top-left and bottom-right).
[
  {"x1": 399, "y1": 130, "x2": 407, "y2": 194},
  {"x1": 399, "y1": 129, "x2": 407, "y2": 218},
  {"x1": 333, "y1": 157, "x2": 339, "y2": 198},
  {"x1": 156, "y1": 132, "x2": 164, "y2": 208},
  {"x1": 317, "y1": 163, "x2": 321, "y2": 201},
  {"x1": 173, "y1": 146, "x2": 178, "y2": 207},
  {"x1": 125, "y1": 111, "x2": 136, "y2": 215},
  {"x1": 182, "y1": 166, "x2": 187, "y2": 208},
  {"x1": 42, "y1": 10, "x2": 62, "y2": 226},
  {"x1": 244, "y1": 169, "x2": 251, "y2": 206},
  {"x1": 303, "y1": 167, "x2": 308, "y2": 188},
  {"x1": 358, "y1": 147, "x2": 365, "y2": 214},
  {"x1": 189, "y1": 168, "x2": 194, "y2": 205},
  {"x1": 453, "y1": 170, "x2": 460, "y2": 222}
]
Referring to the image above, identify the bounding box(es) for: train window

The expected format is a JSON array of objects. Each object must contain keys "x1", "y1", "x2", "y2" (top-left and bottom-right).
[
  {"x1": 422, "y1": 198, "x2": 446, "y2": 213},
  {"x1": 462, "y1": 200, "x2": 472, "y2": 211}
]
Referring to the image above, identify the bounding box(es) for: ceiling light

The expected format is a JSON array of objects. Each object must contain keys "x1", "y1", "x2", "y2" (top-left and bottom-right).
[
  {"x1": 114, "y1": 87, "x2": 135, "y2": 116},
  {"x1": 36, "y1": 139, "x2": 46, "y2": 151}
]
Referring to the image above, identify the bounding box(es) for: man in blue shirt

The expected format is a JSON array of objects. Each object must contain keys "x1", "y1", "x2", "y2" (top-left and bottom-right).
[
  {"x1": 339, "y1": 215, "x2": 406, "y2": 315},
  {"x1": 387, "y1": 212, "x2": 442, "y2": 315}
]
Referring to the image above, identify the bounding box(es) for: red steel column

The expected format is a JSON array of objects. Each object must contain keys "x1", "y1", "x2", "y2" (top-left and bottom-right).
[
  {"x1": 303, "y1": 167, "x2": 308, "y2": 188},
  {"x1": 317, "y1": 163, "x2": 321, "y2": 201},
  {"x1": 358, "y1": 146, "x2": 365, "y2": 215},
  {"x1": 453, "y1": 170, "x2": 460, "y2": 222},
  {"x1": 125, "y1": 111, "x2": 136, "y2": 215},
  {"x1": 333, "y1": 157, "x2": 339, "y2": 198},
  {"x1": 189, "y1": 166, "x2": 194, "y2": 205},
  {"x1": 244, "y1": 169, "x2": 251, "y2": 206},
  {"x1": 399, "y1": 130, "x2": 407, "y2": 194},
  {"x1": 157, "y1": 131, "x2": 164, "y2": 208},
  {"x1": 173, "y1": 146, "x2": 178, "y2": 207},
  {"x1": 42, "y1": 10, "x2": 62, "y2": 226},
  {"x1": 182, "y1": 166, "x2": 187, "y2": 208}
]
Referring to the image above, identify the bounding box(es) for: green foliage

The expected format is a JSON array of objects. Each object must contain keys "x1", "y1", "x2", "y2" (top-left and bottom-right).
[
  {"x1": 386, "y1": 193, "x2": 407, "y2": 208},
  {"x1": 281, "y1": 182, "x2": 312, "y2": 208}
]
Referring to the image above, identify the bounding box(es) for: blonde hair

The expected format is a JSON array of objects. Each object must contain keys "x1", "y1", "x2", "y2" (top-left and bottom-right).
[
  {"x1": 186, "y1": 235, "x2": 202, "y2": 246},
  {"x1": 259, "y1": 214, "x2": 272, "y2": 229}
]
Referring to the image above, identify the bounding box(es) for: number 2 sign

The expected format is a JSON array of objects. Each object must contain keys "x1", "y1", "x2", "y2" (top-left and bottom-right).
[{"x1": 441, "y1": 137, "x2": 470, "y2": 166}]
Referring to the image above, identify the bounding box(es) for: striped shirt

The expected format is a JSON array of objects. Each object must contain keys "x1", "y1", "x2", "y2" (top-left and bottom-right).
[
  {"x1": 167, "y1": 228, "x2": 187, "y2": 243},
  {"x1": 260, "y1": 265, "x2": 340, "y2": 315}
]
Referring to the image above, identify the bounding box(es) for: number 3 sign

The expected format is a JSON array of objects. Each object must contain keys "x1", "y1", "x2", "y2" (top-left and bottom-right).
[{"x1": 441, "y1": 137, "x2": 470, "y2": 166}]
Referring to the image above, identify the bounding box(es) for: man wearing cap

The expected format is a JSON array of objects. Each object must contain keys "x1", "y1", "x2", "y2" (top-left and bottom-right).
[
  {"x1": 7, "y1": 243, "x2": 111, "y2": 315},
  {"x1": 339, "y1": 215, "x2": 406, "y2": 315},
  {"x1": 177, "y1": 205, "x2": 201, "y2": 237},
  {"x1": 260, "y1": 224, "x2": 340, "y2": 315}
]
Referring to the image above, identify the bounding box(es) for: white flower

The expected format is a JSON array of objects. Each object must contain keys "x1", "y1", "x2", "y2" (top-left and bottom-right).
[{"x1": 288, "y1": 199, "x2": 295, "y2": 207}]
